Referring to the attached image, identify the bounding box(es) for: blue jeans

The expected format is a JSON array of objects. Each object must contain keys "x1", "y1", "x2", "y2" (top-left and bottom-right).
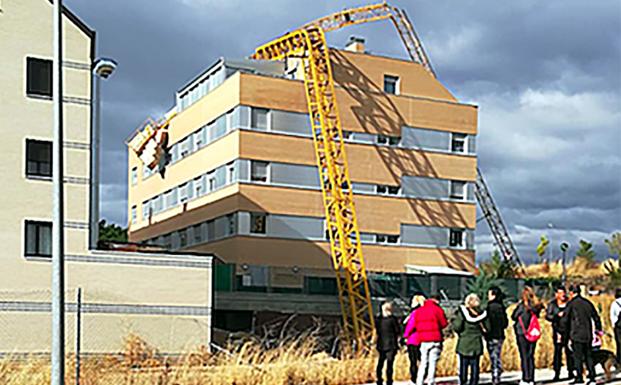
[
  {"x1": 486, "y1": 338, "x2": 504, "y2": 382},
  {"x1": 458, "y1": 354, "x2": 480, "y2": 385}
]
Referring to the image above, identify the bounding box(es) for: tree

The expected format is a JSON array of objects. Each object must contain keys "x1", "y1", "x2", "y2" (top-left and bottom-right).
[
  {"x1": 98, "y1": 219, "x2": 128, "y2": 243},
  {"x1": 536, "y1": 235, "x2": 549, "y2": 262},
  {"x1": 575, "y1": 239, "x2": 596, "y2": 265},
  {"x1": 480, "y1": 250, "x2": 517, "y2": 279},
  {"x1": 467, "y1": 270, "x2": 503, "y2": 305},
  {"x1": 605, "y1": 232, "x2": 621, "y2": 259}
]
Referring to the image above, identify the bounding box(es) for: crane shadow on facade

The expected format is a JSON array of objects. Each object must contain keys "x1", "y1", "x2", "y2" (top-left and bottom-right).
[{"x1": 331, "y1": 50, "x2": 475, "y2": 271}]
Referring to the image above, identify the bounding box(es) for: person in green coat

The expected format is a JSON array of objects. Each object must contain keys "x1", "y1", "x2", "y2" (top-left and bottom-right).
[{"x1": 453, "y1": 293, "x2": 487, "y2": 385}]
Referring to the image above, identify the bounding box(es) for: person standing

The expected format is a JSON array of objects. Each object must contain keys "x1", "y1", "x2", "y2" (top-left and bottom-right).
[
  {"x1": 412, "y1": 294, "x2": 448, "y2": 385},
  {"x1": 546, "y1": 285, "x2": 574, "y2": 381},
  {"x1": 453, "y1": 293, "x2": 487, "y2": 385},
  {"x1": 375, "y1": 301, "x2": 400, "y2": 385},
  {"x1": 565, "y1": 284, "x2": 602, "y2": 384},
  {"x1": 611, "y1": 288, "x2": 621, "y2": 365},
  {"x1": 512, "y1": 286, "x2": 544, "y2": 385},
  {"x1": 403, "y1": 294, "x2": 426, "y2": 383},
  {"x1": 484, "y1": 286, "x2": 508, "y2": 385}
]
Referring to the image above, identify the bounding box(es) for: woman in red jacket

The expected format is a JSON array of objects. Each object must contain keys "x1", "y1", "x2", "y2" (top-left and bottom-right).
[{"x1": 412, "y1": 294, "x2": 448, "y2": 385}]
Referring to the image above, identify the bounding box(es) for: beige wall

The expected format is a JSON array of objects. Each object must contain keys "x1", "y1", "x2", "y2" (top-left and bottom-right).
[{"x1": 0, "y1": 0, "x2": 213, "y2": 353}]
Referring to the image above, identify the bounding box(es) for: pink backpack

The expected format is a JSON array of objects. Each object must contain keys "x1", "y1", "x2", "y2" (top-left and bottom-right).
[{"x1": 519, "y1": 311, "x2": 542, "y2": 342}]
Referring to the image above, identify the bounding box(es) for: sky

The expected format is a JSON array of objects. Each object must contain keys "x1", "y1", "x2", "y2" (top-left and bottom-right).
[{"x1": 64, "y1": 0, "x2": 621, "y2": 263}]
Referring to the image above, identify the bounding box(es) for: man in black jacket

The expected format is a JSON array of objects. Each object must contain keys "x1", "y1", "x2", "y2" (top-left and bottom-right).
[
  {"x1": 484, "y1": 286, "x2": 508, "y2": 385},
  {"x1": 565, "y1": 285, "x2": 602, "y2": 384},
  {"x1": 546, "y1": 285, "x2": 574, "y2": 380}
]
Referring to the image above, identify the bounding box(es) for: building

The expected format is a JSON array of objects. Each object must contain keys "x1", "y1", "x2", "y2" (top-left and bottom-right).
[
  {"x1": 127, "y1": 38, "x2": 478, "y2": 286},
  {"x1": 0, "y1": 0, "x2": 212, "y2": 353}
]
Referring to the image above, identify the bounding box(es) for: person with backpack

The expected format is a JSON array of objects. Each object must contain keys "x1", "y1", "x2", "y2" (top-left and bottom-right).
[
  {"x1": 611, "y1": 288, "x2": 621, "y2": 365},
  {"x1": 565, "y1": 284, "x2": 602, "y2": 384},
  {"x1": 375, "y1": 301, "x2": 401, "y2": 385},
  {"x1": 484, "y1": 286, "x2": 508, "y2": 385},
  {"x1": 453, "y1": 293, "x2": 487, "y2": 385},
  {"x1": 403, "y1": 294, "x2": 426, "y2": 383},
  {"x1": 412, "y1": 294, "x2": 448, "y2": 385},
  {"x1": 545, "y1": 285, "x2": 574, "y2": 381},
  {"x1": 511, "y1": 286, "x2": 544, "y2": 385}
]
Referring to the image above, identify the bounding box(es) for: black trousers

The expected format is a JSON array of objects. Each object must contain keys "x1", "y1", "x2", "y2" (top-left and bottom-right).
[
  {"x1": 517, "y1": 334, "x2": 536, "y2": 382},
  {"x1": 552, "y1": 336, "x2": 574, "y2": 377},
  {"x1": 573, "y1": 341, "x2": 596, "y2": 381},
  {"x1": 459, "y1": 354, "x2": 481, "y2": 385},
  {"x1": 376, "y1": 349, "x2": 396, "y2": 385},
  {"x1": 616, "y1": 326, "x2": 621, "y2": 364},
  {"x1": 407, "y1": 345, "x2": 420, "y2": 382}
]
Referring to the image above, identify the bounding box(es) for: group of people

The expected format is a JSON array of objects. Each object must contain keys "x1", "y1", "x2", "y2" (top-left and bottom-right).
[{"x1": 375, "y1": 286, "x2": 621, "y2": 385}]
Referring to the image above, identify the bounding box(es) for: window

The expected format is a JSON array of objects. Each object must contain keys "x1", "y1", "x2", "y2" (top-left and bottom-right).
[
  {"x1": 451, "y1": 133, "x2": 467, "y2": 153},
  {"x1": 250, "y1": 213, "x2": 267, "y2": 234},
  {"x1": 142, "y1": 200, "x2": 150, "y2": 220},
  {"x1": 250, "y1": 160, "x2": 269, "y2": 183},
  {"x1": 383, "y1": 75, "x2": 399, "y2": 95},
  {"x1": 131, "y1": 167, "x2": 138, "y2": 186},
  {"x1": 195, "y1": 175, "x2": 205, "y2": 197},
  {"x1": 387, "y1": 186, "x2": 400, "y2": 196},
  {"x1": 26, "y1": 139, "x2": 52, "y2": 178},
  {"x1": 179, "y1": 183, "x2": 189, "y2": 203},
  {"x1": 207, "y1": 172, "x2": 216, "y2": 191},
  {"x1": 377, "y1": 135, "x2": 389, "y2": 145},
  {"x1": 251, "y1": 108, "x2": 269, "y2": 130},
  {"x1": 162, "y1": 233, "x2": 172, "y2": 249},
  {"x1": 27, "y1": 58, "x2": 52, "y2": 97},
  {"x1": 226, "y1": 162, "x2": 236, "y2": 184},
  {"x1": 25, "y1": 220, "x2": 52, "y2": 258},
  {"x1": 179, "y1": 230, "x2": 188, "y2": 248},
  {"x1": 388, "y1": 136, "x2": 401, "y2": 146},
  {"x1": 226, "y1": 214, "x2": 236, "y2": 236},
  {"x1": 194, "y1": 128, "x2": 204, "y2": 148},
  {"x1": 193, "y1": 224, "x2": 203, "y2": 244},
  {"x1": 376, "y1": 185, "x2": 400, "y2": 196},
  {"x1": 207, "y1": 220, "x2": 215, "y2": 241},
  {"x1": 450, "y1": 181, "x2": 466, "y2": 200},
  {"x1": 449, "y1": 229, "x2": 464, "y2": 248},
  {"x1": 387, "y1": 235, "x2": 400, "y2": 244},
  {"x1": 131, "y1": 206, "x2": 137, "y2": 224},
  {"x1": 376, "y1": 185, "x2": 387, "y2": 195}
]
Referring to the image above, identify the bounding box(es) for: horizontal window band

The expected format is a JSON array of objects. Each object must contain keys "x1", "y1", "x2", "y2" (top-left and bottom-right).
[
  {"x1": 0, "y1": 301, "x2": 211, "y2": 316},
  {"x1": 25, "y1": 253, "x2": 213, "y2": 269},
  {"x1": 62, "y1": 61, "x2": 91, "y2": 71}
]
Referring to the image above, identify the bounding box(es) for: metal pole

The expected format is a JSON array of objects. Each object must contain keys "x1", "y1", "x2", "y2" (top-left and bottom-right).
[
  {"x1": 52, "y1": 0, "x2": 66, "y2": 384},
  {"x1": 75, "y1": 288, "x2": 82, "y2": 385},
  {"x1": 90, "y1": 75, "x2": 101, "y2": 249}
]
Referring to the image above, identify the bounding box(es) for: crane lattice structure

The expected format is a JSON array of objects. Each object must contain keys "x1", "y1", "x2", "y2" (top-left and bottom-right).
[{"x1": 474, "y1": 168, "x2": 523, "y2": 265}]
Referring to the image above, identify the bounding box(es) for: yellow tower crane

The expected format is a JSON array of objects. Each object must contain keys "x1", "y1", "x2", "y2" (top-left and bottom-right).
[{"x1": 251, "y1": 2, "x2": 435, "y2": 349}]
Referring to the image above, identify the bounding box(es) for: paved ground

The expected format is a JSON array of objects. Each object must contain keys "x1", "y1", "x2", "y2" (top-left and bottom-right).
[{"x1": 365, "y1": 368, "x2": 621, "y2": 384}]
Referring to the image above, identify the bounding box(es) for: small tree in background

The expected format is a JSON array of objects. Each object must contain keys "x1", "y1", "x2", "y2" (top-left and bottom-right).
[
  {"x1": 575, "y1": 239, "x2": 597, "y2": 266},
  {"x1": 605, "y1": 232, "x2": 621, "y2": 259},
  {"x1": 536, "y1": 235, "x2": 549, "y2": 263},
  {"x1": 480, "y1": 250, "x2": 517, "y2": 279},
  {"x1": 98, "y1": 219, "x2": 128, "y2": 243}
]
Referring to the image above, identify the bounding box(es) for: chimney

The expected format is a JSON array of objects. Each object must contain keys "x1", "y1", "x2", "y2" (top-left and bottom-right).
[{"x1": 345, "y1": 36, "x2": 365, "y2": 53}]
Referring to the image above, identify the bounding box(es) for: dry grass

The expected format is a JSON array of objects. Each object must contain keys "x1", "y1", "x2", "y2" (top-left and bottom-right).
[{"x1": 0, "y1": 295, "x2": 616, "y2": 385}]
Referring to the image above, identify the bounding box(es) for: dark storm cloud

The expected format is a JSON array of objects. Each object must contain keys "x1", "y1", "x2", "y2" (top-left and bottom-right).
[{"x1": 64, "y1": 0, "x2": 620, "y2": 261}]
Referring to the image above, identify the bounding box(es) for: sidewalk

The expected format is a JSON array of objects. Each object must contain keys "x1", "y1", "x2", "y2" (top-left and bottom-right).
[{"x1": 364, "y1": 368, "x2": 621, "y2": 384}]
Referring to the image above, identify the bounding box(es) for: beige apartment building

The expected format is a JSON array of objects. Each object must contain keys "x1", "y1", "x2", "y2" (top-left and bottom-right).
[
  {"x1": 0, "y1": 0, "x2": 212, "y2": 353},
  {"x1": 127, "y1": 39, "x2": 478, "y2": 276}
]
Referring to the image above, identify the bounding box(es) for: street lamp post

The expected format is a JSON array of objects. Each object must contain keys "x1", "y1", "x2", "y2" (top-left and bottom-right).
[
  {"x1": 51, "y1": 1, "x2": 65, "y2": 384},
  {"x1": 561, "y1": 242, "x2": 569, "y2": 283},
  {"x1": 90, "y1": 58, "x2": 117, "y2": 249}
]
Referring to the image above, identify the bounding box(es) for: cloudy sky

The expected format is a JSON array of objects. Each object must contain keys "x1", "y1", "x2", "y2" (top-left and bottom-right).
[{"x1": 64, "y1": 0, "x2": 621, "y2": 263}]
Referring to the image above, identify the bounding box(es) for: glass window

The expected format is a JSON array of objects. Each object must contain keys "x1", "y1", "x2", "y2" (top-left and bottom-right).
[
  {"x1": 193, "y1": 224, "x2": 203, "y2": 244},
  {"x1": 387, "y1": 235, "x2": 400, "y2": 244},
  {"x1": 383, "y1": 75, "x2": 399, "y2": 95},
  {"x1": 250, "y1": 213, "x2": 266, "y2": 234},
  {"x1": 195, "y1": 175, "x2": 205, "y2": 197},
  {"x1": 387, "y1": 186, "x2": 400, "y2": 196},
  {"x1": 26, "y1": 139, "x2": 52, "y2": 178},
  {"x1": 251, "y1": 108, "x2": 269, "y2": 130},
  {"x1": 449, "y1": 229, "x2": 464, "y2": 248},
  {"x1": 179, "y1": 183, "x2": 189, "y2": 203},
  {"x1": 207, "y1": 220, "x2": 215, "y2": 241},
  {"x1": 376, "y1": 234, "x2": 387, "y2": 244},
  {"x1": 207, "y1": 172, "x2": 216, "y2": 192},
  {"x1": 25, "y1": 220, "x2": 52, "y2": 258},
  {"x1": 27, "y1": 57, "x2": 52, "y2": 97},
  {"x1": 450, "y1": 181, "x2": 466, "y2": 200},
  {"x1": 451, "y1": 133, "x2": 467, "y2": 153},
  {"x1": 131, "y1": 206, "x2": 137, "y2": 224},
  {"x1": 389, "y1": 136, "x2": 401, "y2": 146},
  {"x1": 179, "y1": 229, "x2": 188, "y2": 248},
  {"x1": 131, "y1": 167, "x2": 138, "y2": 186},
  {"x1": 226, "y1": 162, "x2": 236, "y2": 184},
  {"x1": 226, "y1": 214, "x2": 236, "y2": 236},
  {"x1": 377, "y1": 135, "x2": 389, "y2": 145},
  {"x1": 376, "y1": 185, "x2": 388, "y2": 195},
  {"x1": 142, "y1": 200, "x2": 150, "y2": 220},
  {"x1": 250, "y1": 160, "x2": 269, "y2": 183}
]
